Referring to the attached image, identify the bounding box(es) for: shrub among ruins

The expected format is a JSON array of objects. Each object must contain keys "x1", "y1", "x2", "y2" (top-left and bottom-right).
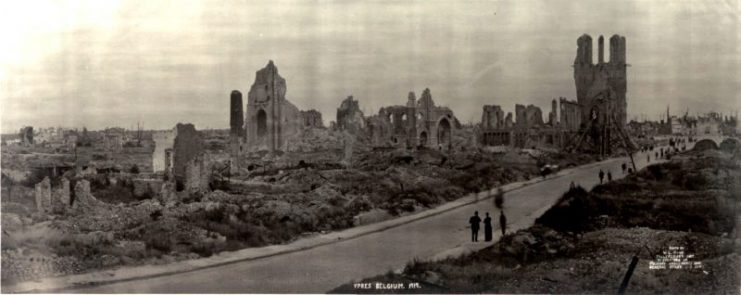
[{"x1": 129, "y1": 164, "x2": 140, "y2": 174}]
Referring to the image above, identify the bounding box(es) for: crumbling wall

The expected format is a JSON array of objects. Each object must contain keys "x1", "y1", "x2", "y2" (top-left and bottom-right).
[
  {"x1": 482, "y1": 105, "x2": 506, "y2": 129},
  {"x1": 152, "y1": 130, "x2": 175, "y2": 172},
  {"x1": 51, "y1": 178, "x2": 70, "y2": 214},
  {"x1": 34, "y1": 177, "x2": 51, "y2": 212},
  {"x1": 185, "y1": 154, "x2": 210, "y2": 193},
  {"x1": 242, "y1": 60, "x2": 310, "y2": 152},
  {"x1": 172, "y1": 123, "x2": 204, "y2": 186},
  {"x1": 19, "y1": 126, "x2": 34, "y2": 146},
  {"x1": 300, "y1": 109, "x2": 324, "y2": 128},
  {"x1": 336, "y1": 96, "x2": 366, "y2": 134},
  {"x1": 72, "y1": 180, "x2": 103, "y2": 211},
  {"x1": 132, "y1": 179, "x2": 164, "y2": 198},
  {"x1": 515, "y1": 104, "x2": 544, "y2": 128},
  {"x1": 559, "y1": 97, "x2": 582, "y2": 131}
]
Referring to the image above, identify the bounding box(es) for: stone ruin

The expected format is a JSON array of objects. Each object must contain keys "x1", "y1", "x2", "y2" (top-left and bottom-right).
[
  {"x1": 241, "y1": 60, "x2": 325, "y2": 152},
  {"x1": 300, "y1": 110, "x2": 324, "y2": 128},
  {"x1": 19, "y1": 126, "x2": 34, "y2": 146},
  {"x1": 230, "y1": 90, "x2": 245, "y2": 138},
  {"x1": 559, "y1": 97, "x2": 582, "y2": 131},
  {"x1": 185, "y1": 154, "x2": 211, "y2": 193},
  {"x1": 72, "y1": 180, "x2": 104, "y2": 211},
  {"x1": 34, "y1": 177, "x2": 51, "y2": 213},
  {"x1": 515, "y1": 104, "x2": 545, "y2": 128},
  {"x1": 171, "y1": 123, "x2": 204, "y2": 189},
  {"x1": 336, "y1": 95, "x2": 366, "y2": 134},
  {"x1": 574, "y1": 34, "x2": 627, "y2": 126},
  {"x1": 366, "y1": 88, "x2": 457, "y2": 150}
]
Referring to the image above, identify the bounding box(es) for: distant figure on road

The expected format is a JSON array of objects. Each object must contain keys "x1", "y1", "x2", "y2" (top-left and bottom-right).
[
  {"x1": 469, "y1": 211, "x2": 481, "y2": 242},
  {"x1": 499, "y1": 211, "x2": 507, "y2": 236},
  {"x1": 607, "y1": 171, "x2": 612, "y2": 182},
  {"x1": 655, "y1": 151, "x2": 658, "y2": 159},
  {"x1": 621, "y1": 163, "x2": 627, "y2": 174},
  {"x1": 647, "y1": 154, "x2": 650, "y2": 163},
  {"x1": 628, "y1": 168, "x2": 633, "y2": 174},
  {"x1": 598, "y1": 169, "x2": 605, "y2": 184},
  {"x1": 570, "y1": 181, "x2": 576, "y2": 189},
  {"x1": 483, "y1": 213, "x2": 493, "y2": 242}
]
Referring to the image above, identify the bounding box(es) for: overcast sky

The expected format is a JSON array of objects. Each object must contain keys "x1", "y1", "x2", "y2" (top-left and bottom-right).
[{"x1": 1, "y1": 0, "x2": 739, "y2": 133}]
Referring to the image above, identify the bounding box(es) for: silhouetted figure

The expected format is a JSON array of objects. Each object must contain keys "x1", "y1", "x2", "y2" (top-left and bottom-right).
[
  {"x1": 621, "y1": 163, "x2": 627, "y2": 174},
  {"x1": 570, "y1": 181, "x2": 576, "y2": 189},
  {"x1": 598, "y1": 169, "x2": 605, "y2": 184},
  {"x1": 483, "y1": 213, "x2": 493, "y2": 242},
  {"x1": 628, "y1": 168, "x2": 633, "y2": 174},
  {"x1": 607, "y1": 171, "x2": 612, "y2": 182},
  {"x1": 469, "y1": 211, "x2": 481, "y2": 242},
  {"x1": 655, "y1": 151, "x2": 658, "y2": 159},
  {"x1": 647, "y1": 154, "x2": 650, "y2": 162},
  {"x1": 499, "y1": 211, "x2": 507, "y2": 236}
]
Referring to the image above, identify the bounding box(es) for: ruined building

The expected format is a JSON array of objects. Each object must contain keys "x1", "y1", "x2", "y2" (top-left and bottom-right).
[
  {"x1": 559, "y1": 97, "x2": 582, "y2": 131},
  {"x1": 230, "y1": 90, "x2": 245, "y2": 137},
  {"x1": 19, "y1": 126, "x2": 33, "y2": 146},
  {"x1": 515, "y1": 104, "x2": 545, "y2": 128},
  {"x1": 366, "y1": 88, "x2": 456, "y2": 150},
  {"x1": 336, "y1": 96, "x2": 366, "y2": 134},
  {"x1": 169, "y1": 123, "x2": 204, "y2": 188},
  {"x1": 241, "y1": 61, "x2": 324, "y2": 152},
  {"x1": 479, "y1": 99, "x2": 580, "y2": 149},
  {"x1": 300, "y1": 110, "x2": 324, "y2": 128},
  {"x1": 574, "y1": 34, "x2": 627, "y2": 126}
]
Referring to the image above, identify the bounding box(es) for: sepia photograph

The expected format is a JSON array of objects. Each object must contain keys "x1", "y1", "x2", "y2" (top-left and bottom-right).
[{"x1": 1, "y1": 0, "x2": 739, "y2": 293}]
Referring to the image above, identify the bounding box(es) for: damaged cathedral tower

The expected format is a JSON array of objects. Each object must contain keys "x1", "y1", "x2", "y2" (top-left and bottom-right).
[{"x1": 574, "y1": 34, "x2": 627, "y2": 126}]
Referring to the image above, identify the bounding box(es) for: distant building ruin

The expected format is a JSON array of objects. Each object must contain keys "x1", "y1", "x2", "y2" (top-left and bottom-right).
[
  {"x1": 366, "y1": 88, "x2": 456, "y2": 150},
  {"x1": 241, "y1": 61, "x2": 325, "y2": 152},
  {"x1": 170, "y1": 123, "x2": 204, "y2": 188},
  {"x1": 336, "y1": 96, "x2": 366, "y2": 134}
]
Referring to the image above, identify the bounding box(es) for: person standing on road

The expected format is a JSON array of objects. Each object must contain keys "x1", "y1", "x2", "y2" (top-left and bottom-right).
[
  {"x1": 647, "y1": 154, "x2": 650, "y2": 163},
  {"x1": 499, "y1": 211, "x2": 507, "y2": 237},
  {"x1": 607, "y1": 171, "x2": 612, "y2": 182},
  {"x1": 621, "y1": 163, "x2": 627, "y2": 174},
  {"x1": 483, "y1": 212, "x2": 493, "y2": 242},
  {"x1": 469, "y1": 211, "x2": 481, "y2": 242},
  {"x1": 598, "y1": 169, "x2": 605, "y2": 184}
]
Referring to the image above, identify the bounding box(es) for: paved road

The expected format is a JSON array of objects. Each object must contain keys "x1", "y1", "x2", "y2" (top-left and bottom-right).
[{"x1": 71, "y1": 139, "x2": 705, "y2": 293}]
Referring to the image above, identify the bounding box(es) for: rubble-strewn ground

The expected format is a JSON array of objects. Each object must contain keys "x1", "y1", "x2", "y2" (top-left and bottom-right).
[
  {"x1": 331, "y1": 148, "x2": 741, "y2": 294},
  {"x1": 0, "y1": 128, "x2": 598, "y2": 285}
]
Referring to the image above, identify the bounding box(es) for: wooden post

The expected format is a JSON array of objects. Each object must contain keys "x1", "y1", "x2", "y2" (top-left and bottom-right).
[{"x1": 617, "y1": 255, "x2": 639, "y2": 295}]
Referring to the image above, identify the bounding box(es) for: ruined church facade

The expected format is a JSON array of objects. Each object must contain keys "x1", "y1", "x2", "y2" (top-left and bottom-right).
[
  {"x1": 237, "y1": 61, "x2": 323, "y2": 152},
  {"x1": 366, "y1": 88, "x2": 456, "y2": 150}
]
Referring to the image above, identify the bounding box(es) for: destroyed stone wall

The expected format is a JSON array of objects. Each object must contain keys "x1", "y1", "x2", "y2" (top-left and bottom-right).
[
  {"x1": 19, "y1": 126, "x2": 34, "y2": 146},
  {"x1": 336, "y1": 96, "x2": 366, "y2": 134},
  {"x1": 152, "y1": 130, "x2": 175, "y2": 172},
  {"x1": 574, "y1": 34, "x2": 627, "y2": 126},
  {"x1": 482, "y1": 105, "x2": 506, "y2": 129},
  {"x1": 559, "y1": 97, "x2": 582, "y2": 131},
  {"x1": 132, "y1": 179, "x2": 165, "y2": 198},
  {"x1": 230, "y1": 90, "x2": 245, "y2": 138},
  {"x1": 172, "y1": 123, "x2": 204, "y2": 185},
  {"x1": 367, "y1": 88, "x2": 456, "y2": 150},
  {"x1": 185, "y1": 154, "x2": 210, "y2": 193},
  {"x1": 34, "y1": 177, "x2": 51, "y2": 212},
  {"x1": 52, "y1": 178, "x2": 70, "y2": 214},
  {"x1": 300, "y1": 109, "x2": 324, "y2": 128},
  {"x1": 548, "y1": 99, "x2": 558, "y2": 126},
  {"x1": 72, "y1": 180, "x2": 102, "y2": 211},
  {"x1": 515, "y1": 104, "x2": 544, "y2": 128},
  {"x1": 244, "y1": 60, "x2": 304, "y2": 152}
]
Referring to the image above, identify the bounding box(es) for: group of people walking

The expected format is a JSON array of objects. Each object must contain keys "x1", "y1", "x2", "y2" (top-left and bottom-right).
[{"x1": 468, "y1": 211, "x2": 506, "y2": 242}]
